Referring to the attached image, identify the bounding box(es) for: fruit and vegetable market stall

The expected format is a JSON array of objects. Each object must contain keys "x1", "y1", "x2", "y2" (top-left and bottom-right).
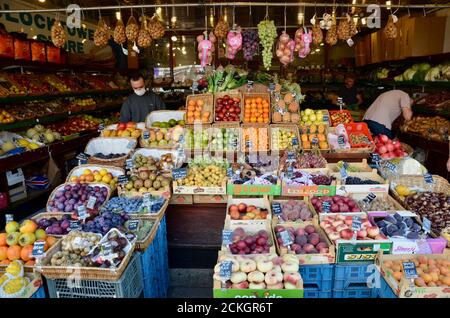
[{"x1": 0, "y1": 0, "x2": 450, "y2": 301}]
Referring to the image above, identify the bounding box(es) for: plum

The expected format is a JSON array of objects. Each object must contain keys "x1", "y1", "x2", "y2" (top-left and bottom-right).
[
  {"x1": 295, "y1": 235, "x2": 307, "y2": 246},
  {"x1": 308, "y1": 233, "x2": 320, "y2": 246},
  {"x1": 305, "y1": 225, "x2": 315, "y2": 234}
]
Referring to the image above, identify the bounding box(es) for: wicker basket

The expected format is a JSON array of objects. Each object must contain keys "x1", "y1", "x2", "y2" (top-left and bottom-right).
[
  {"x1": 38, "y1": 239, "x2": 135, "y2": 281},
  {"x1": 66, "y1": 164, "x2": 125, "y2": 192},
  {"x1": 242, "y1": 92, "x2": 271, "y2": 124},
  {"x1": 213, "y1": 91, "x2": 243, "y2": 123},
  {"x1": 390, "y1": 174, "x2": 450, "y2": 204},
  {"x1": 270, "y1": 124, "x2": 301, "y2": 151},
  {"x1": 401, "y1": 142, "x2": 414, "y2": 156},
  {"x1": 241, "y1": 123, "x2": 270, "y2": 152},
  {"x1": 139, "y1": 126, "x2": 185, "y2": 150},
  {"x1": 46, "y1": 182, "x2": 111, "y2": 214},
  {"x1": 210, "y1": 122, "x2": 242, "y2": 153},
  {"x1": 31, "y1": 212, "x2": 72, "y2": 237},
  {"x1": 135, "y1": 218, "x2": 160, "y2": 251},
  {"x1": 271, "y1": 91, "x2": 300, "y2": 124},
  {"x1": 298, "y1": 123, "x2": 330, "y2": 151},
  {"x1": 85, "y1": 137, "x2": 136, "y2": 168},
  {"x1": 185, "y1": 93, "x2": 214, "y2": 124}
]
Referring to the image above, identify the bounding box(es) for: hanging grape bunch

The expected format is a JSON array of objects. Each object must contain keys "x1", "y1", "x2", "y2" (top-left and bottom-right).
[
  {"x1": 258, "y1": 19, "x2": 277, "y2": 70},
  {"x1": 214, "y1": 17, "x2": 229, "y2": 39},
  {"x1": 242, "y1": 29, "x2": 259, "y2": 61}
]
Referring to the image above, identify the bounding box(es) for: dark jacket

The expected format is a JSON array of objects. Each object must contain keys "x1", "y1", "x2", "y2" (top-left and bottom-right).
[{"x1": 119, "y1": 91, "x2": 166, "y2": 123}]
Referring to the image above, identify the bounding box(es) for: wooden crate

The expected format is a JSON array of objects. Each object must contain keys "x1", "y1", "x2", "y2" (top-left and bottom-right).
[{"x1": 213, "y1": 91, "x2": 243, "y2": 123}]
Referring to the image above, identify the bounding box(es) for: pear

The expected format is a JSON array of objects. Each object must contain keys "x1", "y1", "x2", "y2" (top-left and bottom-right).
[{"x1": 19, "y1": 233, "x2": 36, "y2": 247}]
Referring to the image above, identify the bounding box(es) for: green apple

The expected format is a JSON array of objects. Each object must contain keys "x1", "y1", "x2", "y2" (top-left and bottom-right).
[
  {"x1": 35, "y1": 229, "x2": 47, "y2": 240},
  {"x1": 19, "y1": 233, "x2": 36, "y2": 247},
  {"x1": 6, "y1": 232, "x2": 20, "y2": 246},
  {"x1": 5, "y1": 221, "x2": 19, "y2": 234}
]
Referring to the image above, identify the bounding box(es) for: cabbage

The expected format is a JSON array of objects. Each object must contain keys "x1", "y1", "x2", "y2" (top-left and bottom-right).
[
  {"x1": 394, "y1": 74, "x2": 403, "y2": 82},
  {"x1": 425, "y1": 66, "x2": 443, "y2": 82},
  {"x1": 412, "y1": 70, "x2": 426, "y2": 82},
  {"x1": 441, "y1": 64, "x2": 450, "y2": 80},
  {"x1": 417, "y1": 63, "x2": 431, "y2": 72},
  {"x1": 402, "y1": 68, "x2": 417, "y2": 81}
]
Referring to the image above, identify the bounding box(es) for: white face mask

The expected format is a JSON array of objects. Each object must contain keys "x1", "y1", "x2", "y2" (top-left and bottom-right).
[{"x1": 134, "y1": 88, "x2": 146, "y2": 96}]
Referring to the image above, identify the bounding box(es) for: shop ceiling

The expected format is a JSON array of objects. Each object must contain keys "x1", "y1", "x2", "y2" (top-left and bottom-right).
[{"x1": 8, "y1": 0, "x2": 450, "y2": 32}]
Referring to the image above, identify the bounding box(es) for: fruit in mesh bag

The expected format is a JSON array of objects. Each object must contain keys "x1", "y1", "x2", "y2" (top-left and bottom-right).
[
  {"x1": 114, "y1": 20, "x2": 127, "y2": 44},
  {"x1": 51, "y1": 20, "x2": 66, "y2": 48},
  {"x1": 137, "y1": 21, "x2": 152, "y2": 48},
  {"x1": 214, "y1": 17, "x2": 229, "y2": 39},
  {"x1": 2, "y1": 277, "x2": 29, "y2": 295},
  {"x1": 147, "y1": 16, "x2": 165, "y2": 40},
  {"x1": 312, "y1": 23, "x2": 323, "y2": 45},
  {"x1": 384, "y1": 15, "x2": 398, "y2": 40},
  {"x1": 94, "y1": 19, "x2": 109, "y2": 47},
  {"x1": 125, "y1": 16, "x2": 139, "y2": 41},
  {"x1": 6, "y1": 260, "x2": 23, "y2": 277},
  {"x1": 337, "y1": 16, "x2": 350, "y2": 40},
  {"x1": 325, "y1": 18, "x2": 338, "y2": 46}
]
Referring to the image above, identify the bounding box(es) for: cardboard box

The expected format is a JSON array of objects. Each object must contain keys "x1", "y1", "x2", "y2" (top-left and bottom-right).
[
  {"x1": 271, "y1": 198, "x2": 317, "y2": 223},
  {"x1": 225, "y1": 197, "x2": 271, "y2": 228},
  {"x1": 169, "y1": 194, "x2": 193, "y2": 205},
  {"x1": 281, "y1": 168, "x2": 336, "y2": 197},
  {"x1": 334, "y1": 171, "x2": 389, "y2": 194},
  {"x1": 193, "y1": 194, "x2": 227, "y2": 204},
  {"x1": 318, "y1": 212, "x2": 392, "y2": 263},
  {"x1": 376, "y1": 253, "x2": 450, "y2": 298},
  {"x1": 213, "y1": 253, "x2": 303, "y2": 298},
  {"x1": 173, "y1": 180, "x2": 227, "y2": 195},
  {"x1": 273, "y1": 219, "x2": 336, "y2": 265},
  {"x1": 227, "y1": 180, "x2": 282, "y2": 196},
  {"x1": 326, "y1": 160, "x2": 374, "y2": 174},
  {"x1": 368, "y1": 211, "x2": 447, "y2": 255}
]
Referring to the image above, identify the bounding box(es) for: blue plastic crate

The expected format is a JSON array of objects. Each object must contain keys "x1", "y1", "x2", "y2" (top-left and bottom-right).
[
  {"x1": 299, "y1": 264, "x2": 334, "y2": 291},
  {"x1": 333, "y1": 287, "x2": 378, "y2": 298},
  {"x1": 30, "y1": 286, "x2": 46, "y2": 298},
  {"x1": 334, "y1": 263, "x2": 376, "y2": 289},
  {"x1": 303, "y1": 288, "x2": 332, "y2": 298},
  {"x1": 379, "y1": 276, "x2": 397, "y2": 298},
  {"x1": 139, "y1": 215, "x2": 169, "y2": 298}
]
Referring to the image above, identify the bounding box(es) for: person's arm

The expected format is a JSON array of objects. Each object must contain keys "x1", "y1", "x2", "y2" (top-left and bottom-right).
[
  {"x1": 119, "y1": 99, "x2": 131, "y2": 123},
  {"x1": 401, "y1": 107, "x2": 413, "y2": 121}
]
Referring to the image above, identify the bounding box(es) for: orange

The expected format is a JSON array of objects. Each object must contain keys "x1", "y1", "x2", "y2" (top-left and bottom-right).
[
  {"x1": 0, "y1": 246, "x2": 7, "y2": 260},
  {"x1": 318, "y1": 134, "x2": 326, "y2": 142},
  {"x1": 79, "y1": 175, "x2": 86, "y2": 182},
  {"x1": 188, "y1": 100, "x2": 195, "y2": 107},
  {"x1": 20, "y1": 244, "x2": 34, "y2": 262},
  {"x1": 194, "y1": 111, "x2": 201, "y2": 119},
  {"x1": 187, "y1": 110, "x2": 194, "y2": 118},
  {"x1": 0, "y1": 233, "x2": 7, "y2": 247},
  {"x1": 308, "y1": 134, "x2": 317, "y2": 142},
  {"x1": 256, "y1": 97, "x2": 262, "y2": 104},
  {"x1": 187, "y1": 104, "x2": 195, "y2": 112},
  {"x1": 303, "y1": 141, "x2": 311, "y2": 149},
  {"x1": 7, "y1": 245, "x2": 21, "y2": 261},
  {"x1": 0, "y1": 259, "x2": 10, "y2": 265},
  {"x1": 196, "y1": 99, "x2": 204, "y2": 107},
  {"x1": 250, "y1": 117, "x2": 257, "y2": 123},
  {"x1": 257, "y1": 117, "x2": 264, "y2": 123},
  {"x1": 85, "y1": 174, "x2": 94, "y2": 182},
  {"x1": 46, "y1": 236, "x2": 57, "y2": 248},
  {"x1": 301, "y1": 134, "x2": 308, "y2": 142},
  {"x1": 319, "y1": 141, "x2": 328, "y2": 149}
]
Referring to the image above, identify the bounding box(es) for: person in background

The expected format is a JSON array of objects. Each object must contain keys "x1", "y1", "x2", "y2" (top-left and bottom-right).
[
  {"x1": 337, "y1": 75, "x2": 362, "y2": 107},
  {"x1": 363, "y1": 90, "x2": 413, "y2": 139},
  {"x1": 0, "y1": 23, "x2": 8, "y2": 35},
  {"x1": 119, "y1": 72, "x2": 165, "y2": 123}
]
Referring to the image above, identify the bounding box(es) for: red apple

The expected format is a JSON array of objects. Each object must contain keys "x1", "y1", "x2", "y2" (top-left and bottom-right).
[
  {"x1": 377, "y1": 145, "x2": 387, "y2": 154},
  {"x1": 386, "y1": 143, "x2": 394, "y2": 152},
  {"x1": 238, "y1": 203, "x2": 247, "y2": 213},
  {"x1": 380, "y1": 135, "x2": 389, "y2": 143}
]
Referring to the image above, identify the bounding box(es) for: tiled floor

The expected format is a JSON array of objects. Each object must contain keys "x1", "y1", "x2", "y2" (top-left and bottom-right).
[{"x1": 168, "y1": 268, "x2": 213, "y2": 298}]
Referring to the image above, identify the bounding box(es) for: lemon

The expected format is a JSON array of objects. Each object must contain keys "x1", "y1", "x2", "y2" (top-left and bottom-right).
[
  {"x1": 101, "y1": 175, "x2": 112, "y2": 184},
  {"x1": 99, "y1": 168, "x2": 108, "y2": 176},
  {"x1": 94, "y1": 174, "x2": 103, "y2": 182},
  {"x1": 83, "y1": 169, "x2": 92, "y2": 175},
  {"x1": 395, "y1": 185, "x2": 411, "y2": 197}
]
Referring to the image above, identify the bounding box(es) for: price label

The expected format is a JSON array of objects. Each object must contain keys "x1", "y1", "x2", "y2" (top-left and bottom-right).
[
  {"x1": 287, "y1": 151, "x2": 296, "y2": 162},
  {"x1": 274, "y1": 94, "x2": 281, "y2": 102},
  {"x1": 291, "y1": 137, "x2": 298, "y2": 146},
  {"x1": 191, "y1": 82, "x2": 199, "y2": 92},
  {"x1": 179, "y1": 134, "x2": 185, "y2": 144},
  {"x1": 219, "y1": 261, "x2": 233, "y2": 280},
  {"x1": 363, "y1": 192, "x2": 377, "y2": 205},
  {"x1": 127, "y1": 140, "x2": 136, "y2": 149},
  {"x1": 38, "y1": 134, "x2": 45, "y2": 143},
  {"x1": 423, "y1": 173, "x2": 434, "y2": 184},
  {"x1": 271, "y1": 202, "x2": 282, "y2": 216},
  {"x1": 287, "y1": 166, "x2": 294, "y2": 179},
  {"x1": 269, "y1": 82, "x2": 275, "y2": 92},
  {"x1": 385, "y1": 161, "x2": 396, "y2": 172},
  {"x1": 226, "y1": 167, "x2": 233, "y2": 178},
  {"x1": 311, "y1": 137, "x2": 319, "y2": 145},
  {"x1": 337, "y1": 135, "x2": 345, "y2": 147},
  {"x1": 98, "y1": 124, "x2": 104, "y2": 132},
  {"x1": 125, "y1": 159, "x2": 133, "y2": 170},
  {"x1": 245, "y1": 140, "x2": 253, "y2": 149},
  {"x1": 291, "y1": 92, "x2": 296, "y2": 98},
  {"x1": 142, "y1": 193, "x2": 153, "y2": 210},
  {"x1": 402, "y1": 262, "x2": 418, "y2": 279},
  {"x1": 322, "y1": 201, "x2": 331, "y2": 213},
  {"x1": 247, "y1": 80, "x2": 254, "y2": 90},
  {"x1": 5, "y1": 214, "x2": 13, "y2": 223},
  {"x1": 371, "y1": 153, "x2": 381, "y2": 166},
  {"x1": 77, "y1": 205, "x2": 88, "y2": 220},
  {"x1": 280, "y1": 230, "x2": 293, "y2": 247},
  {"x1": 32, "y1": 241, "x2": 46, "y2": 257},
  {"x1": 172, "y1": 168, "x2": 188, "y2": 180},
  {"x1": 76, "y1": 153, "x2": 88, "y2": 165},
  {"x1": 222, "y1": 230, "x2": 233, "y2": 246},
  {"x1": 340, "y1": 166, "x2": 348, "y2": 179},
  {"x1": 68, "y1": 220, "x2": 81, "y2": 232},
  {"x1": 86, "y1": 196, "x2": 97, "y2": 209},
  {"x1": 352, "y1": 216, "x2": 362, "y2": 231},
  {"x1": 127, "y1": 219, "x2": 140, "y2": 231},
  {"x1": 118, "y1": 175, "x2": 128, "y2": 186},
  {"x1": 347, "y1": 38, "x2": 354, "y2": 47},
  {"x1": 422, "y1": 217, "x2": 431, "y2": 234},
  {"x1": 231, "y1": 138, "x2": 238, "y2": 148},
  {"x1": 143, "y1": 131, "x2": 150, "y2": 140}
]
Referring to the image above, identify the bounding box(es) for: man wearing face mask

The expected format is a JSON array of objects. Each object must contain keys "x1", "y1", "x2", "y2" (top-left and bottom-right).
[{"x1": 119, "y1": 72, "x2": 165, "y2": 123}]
